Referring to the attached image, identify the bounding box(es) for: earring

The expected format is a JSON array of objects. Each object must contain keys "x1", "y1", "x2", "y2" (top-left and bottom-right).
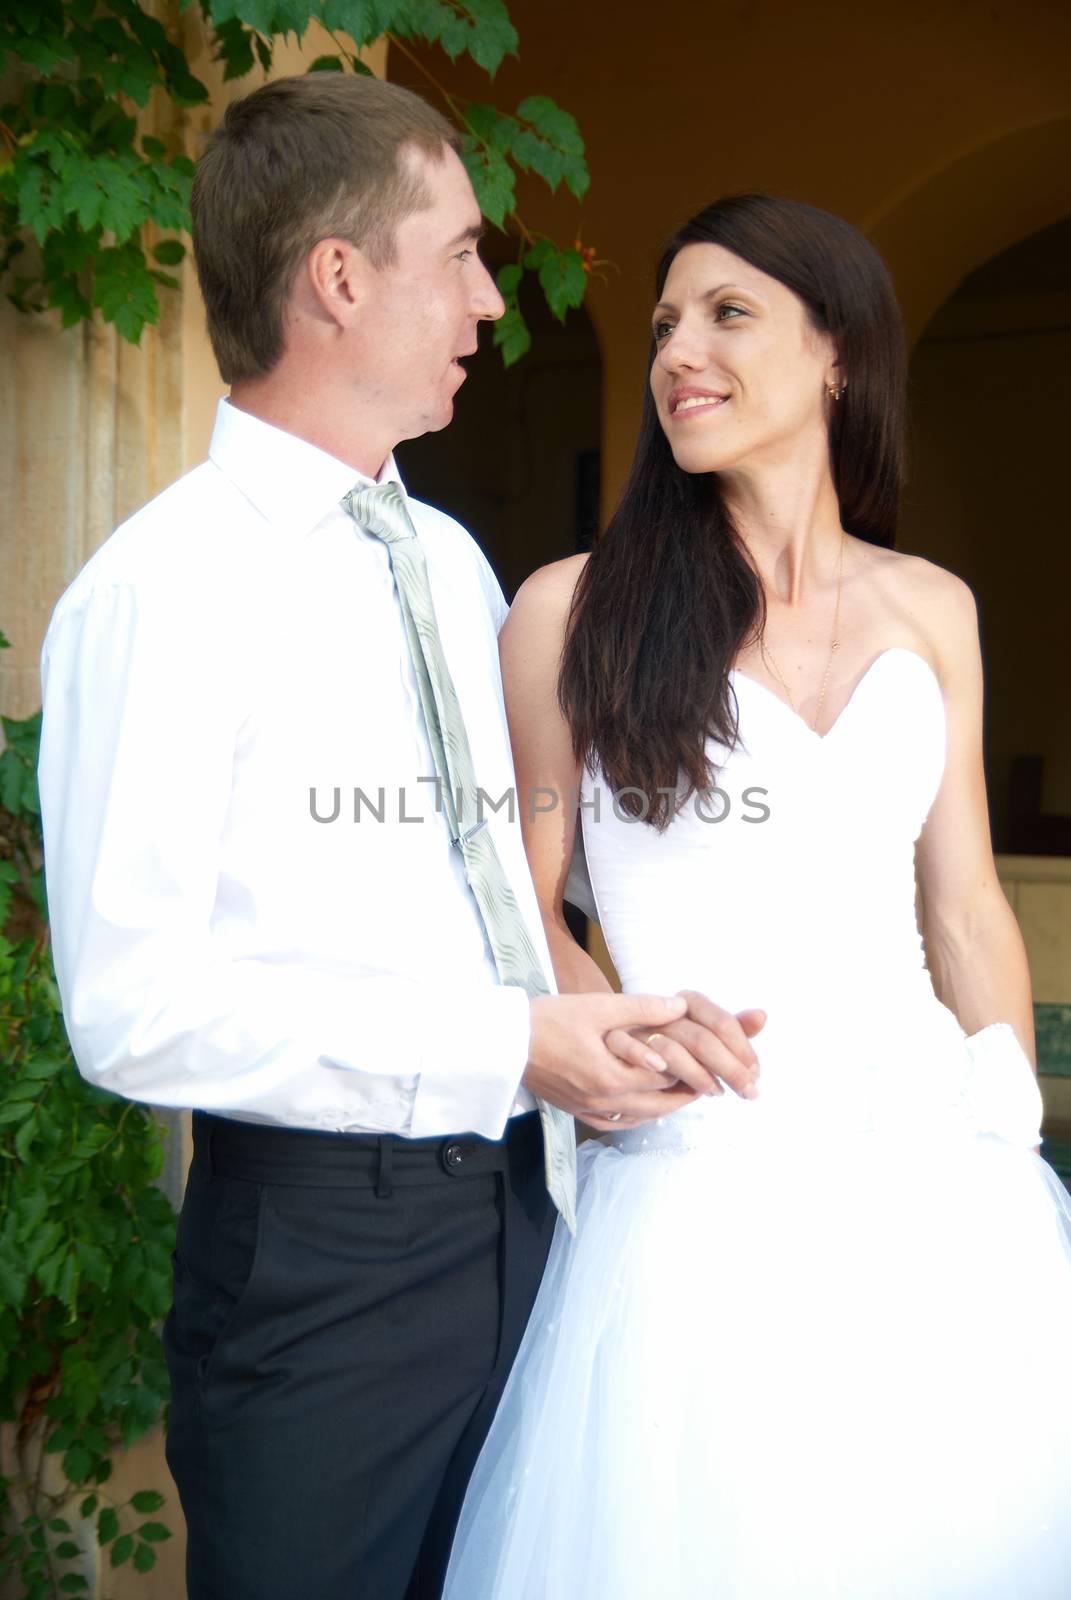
[{"x1": 827, "y1": 383, "x2": 848, "y2": 400}]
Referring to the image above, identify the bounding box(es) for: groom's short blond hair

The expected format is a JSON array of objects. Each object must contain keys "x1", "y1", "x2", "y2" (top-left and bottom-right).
[{"x1": 192, "y1": 73, "x2": 461, "y2": 383}]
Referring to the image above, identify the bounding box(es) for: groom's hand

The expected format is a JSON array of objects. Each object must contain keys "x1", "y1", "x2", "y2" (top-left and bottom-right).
[
  {"x1": 523, "y1": 993, "x2": 702, "y2": 1132},
  {"x1": 607, "y1": 990, "x2": 766, "y2": 1102}
]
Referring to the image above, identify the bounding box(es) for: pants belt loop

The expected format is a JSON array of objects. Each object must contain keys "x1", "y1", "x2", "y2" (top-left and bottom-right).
[{"x1": 375, "y1": 1136, "x2": 394, "y2": 1200}]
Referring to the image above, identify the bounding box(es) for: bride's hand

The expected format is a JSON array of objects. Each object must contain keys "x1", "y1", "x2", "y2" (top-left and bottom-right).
[{"x1": 607, "y1": 991, "x2": 765, "y2": 1102}]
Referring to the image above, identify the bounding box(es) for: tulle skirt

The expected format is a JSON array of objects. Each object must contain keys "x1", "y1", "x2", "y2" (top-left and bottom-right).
[{"x1": 444, "y1": 1035, "x2": 1071, "y2": 1598}]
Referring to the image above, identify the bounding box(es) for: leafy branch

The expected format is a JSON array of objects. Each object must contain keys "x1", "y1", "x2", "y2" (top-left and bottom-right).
[
  {"x1": 0, "y1": 0, "x2": 595, "y2": 364},
  {"x1": 0, "y1": 635, "x2": 177, "y2": 1598}
]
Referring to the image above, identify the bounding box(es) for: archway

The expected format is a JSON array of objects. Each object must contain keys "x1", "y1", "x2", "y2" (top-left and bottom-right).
[
  {"x1": 396, "y1": 274, "x2": 602, "y2": 600},
  {"x1": 866, "y1": 112, "x2": 1071, "y2": 346},
  {"x1": 897, "y1": 215, "x2": 1071, "y2": 855},
  {"x1": 895, "y1": 210, "x2": 1071, "y2": 1172}
]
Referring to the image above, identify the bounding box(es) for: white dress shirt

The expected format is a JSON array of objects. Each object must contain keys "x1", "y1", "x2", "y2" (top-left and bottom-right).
[{"x1": 39, "y1": 399, "x2": 549, "y2": 1140}]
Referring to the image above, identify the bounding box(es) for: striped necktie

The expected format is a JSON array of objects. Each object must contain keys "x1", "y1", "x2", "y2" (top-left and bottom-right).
[{"x1": 344, "y1": 483, "x2": 577, "y2": 1233}]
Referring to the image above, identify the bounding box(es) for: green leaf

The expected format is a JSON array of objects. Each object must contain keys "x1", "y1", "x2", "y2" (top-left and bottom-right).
[
  {"x1": 35, "y1": 1239, "x2": 69, "y2": 1293},
  {"x1": 14, "y1": 161, "x2": 61, "y2": 249},
  {"x1": 496, "y1": 263, "x2": 522, "y2": 295},
  {"x1": 137, "y1": 1521, "x2": 171, "y2": 1543},
  {"x1": 58, "y1": 1577, "x2": 89, "y2": 1593},
  {"x1": 0, "y1": 1102, "x2": 35, "y2": 1125},
  {"x1": 516, "y1": 95, "x2": 585, "y2": 155},
  {"x1": 210, "y1": 18, "x2": 257, "y2": 80},
  {"x1": 57, "y1": 1251, "x2": 81, "y2": 1312},
  {"x1": 21, "y1": 1054, "x2": 67, "y2": 1081},
  {"x1": 464, "y1": 102, "x2": 516, "y2": 156},
  {"x1": 62, "y1": 1444, "x2": 93, "y2": 1485},
  {"x1": 47, "y1": 1520, "x2": 72, "y2": 1535},
  {"x1": 129, "y1": 1490, "x2": 165, "y2": 1513},
  {"x1": 460, "y1": 139, "x2": 514, "y2": 231},
  {"x1": 561, "y1": 150, "x2": 589, "y2": 202},
  {"x1": 74, "y1": 1240, "x2": 111, "y2": 1291},
  {"x1": 109, "y1": 1533, "x2": 134, "y2": 1568},
  {"x1": 0, "y1": 751, "x2": 26, "y2": 813},
  {"x1": 91, "y1": 244, "x2": 160, "y2": 344},
  {"x1": 515, "y1": 96, "x2": 589, "y2": 199},
  {"x1": 307, "y1": 54, "x2": 344, "y2": 71},
  {"x1": 492, "y1": 304, "x2": 530, "y2": 366},
  {"x1": 119, "y1": 1381, "x2": 164, "y2": 1447},
  {"x1": 78, "y1": 1496, "x2": 98, "y2": 1519},
  {"x1": 54, "y1": 1541, "x2": 80, "y2": 1559},
  {"x1": 524, "y1": 242, "x2": 586, "y2": 322},
  {"x1": 210, "y1": 0, "x2": 277, "y2": 32},
  {"x1": 10, "y1": 32, "x2": 76, "y2": 75},
  {"x1": 96, "y1": 1507, "x2": 118, "y2": 1546},
  {"x1": 459, "y1": 0, "x2": 517, "y2": 76},
  {"x1": 151, "y1": 238, "x2": 185, "y2": 266},
  {"x1": 14, "y1": 1114, "x2": 38, "y2": 1163},
  {"x1": 133, "y1": 1542, "x2": 156, "y2": 1573},
  {"x1": 509, "y1": 128, "x2": 565, "y2": 191},
  {"x1": 5, "y1": 1081, "x2": 42, "y2": 1102}
]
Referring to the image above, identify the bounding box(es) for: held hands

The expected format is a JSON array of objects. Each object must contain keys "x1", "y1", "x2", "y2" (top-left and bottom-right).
[
  {"x1": 614, "y1": 990, "x2": 766, "y2": 1111},
  {"x1": 523, "y1": 991, "x2": 765, "y2": 1134}
]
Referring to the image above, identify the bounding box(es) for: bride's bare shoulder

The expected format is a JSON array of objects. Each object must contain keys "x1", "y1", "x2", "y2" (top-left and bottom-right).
[
  {"x1": 505, "y1": 552, "x2": 591, "y2": 634},
  {"x1": 855, "y1": 538, "x2": 979, "y2": 675},
  {"x1": 513, "y1": 551, "x2": 590, "y2": 604}
]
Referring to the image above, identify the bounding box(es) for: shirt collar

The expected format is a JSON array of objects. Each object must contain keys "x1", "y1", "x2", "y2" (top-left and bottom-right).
[{"x1": 207, "y1": 397, "x2": 405, "y2": 535}]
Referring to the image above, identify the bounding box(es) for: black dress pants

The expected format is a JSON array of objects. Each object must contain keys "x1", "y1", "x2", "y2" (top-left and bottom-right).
[{"x1": 163, "y1": 1110, "x2": 556, "y2": 1600}]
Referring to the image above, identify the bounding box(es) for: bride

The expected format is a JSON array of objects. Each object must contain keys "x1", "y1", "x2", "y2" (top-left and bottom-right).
[{"x1": 442, "y1": 193, "x2": 1071, "y2": 1598}]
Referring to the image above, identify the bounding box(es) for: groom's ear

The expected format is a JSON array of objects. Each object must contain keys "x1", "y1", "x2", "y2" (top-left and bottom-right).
[{"x1": 302, "y1": 237, "x2": 369, "y2": 331}]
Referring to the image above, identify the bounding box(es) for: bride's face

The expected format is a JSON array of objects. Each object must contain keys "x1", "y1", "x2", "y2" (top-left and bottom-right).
[{"x1": 649, "y1": 242, "x2": 839, "y2": 477}]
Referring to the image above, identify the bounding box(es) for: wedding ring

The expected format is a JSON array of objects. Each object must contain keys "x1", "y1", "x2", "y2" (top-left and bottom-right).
[
  {"x1": 606, "y1": 1112, "x2": 623, "y2": 1122},
  {"x1": 646, "y1": 1033, "x2": 667, "y2": 1047}
]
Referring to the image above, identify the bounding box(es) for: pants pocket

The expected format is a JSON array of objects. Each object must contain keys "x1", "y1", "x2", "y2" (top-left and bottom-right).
[{"x1": 170, "y1": 1169, "x2": 268, "y2": 1391}]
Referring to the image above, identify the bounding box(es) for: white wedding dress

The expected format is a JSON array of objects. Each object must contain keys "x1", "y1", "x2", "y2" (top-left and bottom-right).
[{"x1": 443, "y1": 648, "x2": 1071, "y2": 1598}]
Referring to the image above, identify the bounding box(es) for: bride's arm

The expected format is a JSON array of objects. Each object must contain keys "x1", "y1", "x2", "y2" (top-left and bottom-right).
[
  {"x1": 501, "y1": 556, "x2": 763, "y2": 1102},
  {"x1": 499, "y1": 554, "x2": 612, "y2": 997},
  {"x1": 914, "y1": 570, "x2": 1036, "y2": 1065}
]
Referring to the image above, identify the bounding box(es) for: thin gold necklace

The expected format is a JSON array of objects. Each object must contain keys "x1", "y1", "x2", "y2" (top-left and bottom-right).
[{"x1": 760, "y1": 531, "x2": 846, "y2": 733}]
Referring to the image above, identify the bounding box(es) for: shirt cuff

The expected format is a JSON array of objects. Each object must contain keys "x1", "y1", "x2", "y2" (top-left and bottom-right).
[{"x1": 409, "y1": 984, "x2": 532, "y2": 1141}]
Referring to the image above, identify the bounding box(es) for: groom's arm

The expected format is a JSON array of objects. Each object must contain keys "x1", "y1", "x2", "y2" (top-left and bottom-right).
[{"x1": 39, "y1": 575, "x2": 534, "y2": 1141}]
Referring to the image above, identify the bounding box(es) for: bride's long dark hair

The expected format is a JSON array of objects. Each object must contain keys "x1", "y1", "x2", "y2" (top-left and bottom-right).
[{"x1": 559, "y1": 193, "x2": 907, "y2": 827}]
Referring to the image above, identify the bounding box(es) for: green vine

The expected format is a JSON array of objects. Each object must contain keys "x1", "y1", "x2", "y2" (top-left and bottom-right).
[
  {"x1": 0, "y1": 1, "x2": 594, "y2": 365},
  {"x1": 0, "y1": 629, "x2": 177, "y2": 1598}
]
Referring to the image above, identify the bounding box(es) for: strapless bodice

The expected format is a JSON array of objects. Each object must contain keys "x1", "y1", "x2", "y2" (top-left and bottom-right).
[{"x1": 580, "y1": 648, "x2": 1036, "y2": 1146}]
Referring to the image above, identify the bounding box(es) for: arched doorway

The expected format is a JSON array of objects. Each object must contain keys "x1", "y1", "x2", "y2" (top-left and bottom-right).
[
  {"x1": 863, "y1": 112, "x2": 1071, "y2": 1177},
  {"x1": 898, "y1": 214, "x2": 1071, "y2": 855},
  {"x1": 396, "y1": 273, "x2": 602, "y2": 599},
  {"x1": 895, "y1": 212, "x2": 1071, "y2": 1177}
]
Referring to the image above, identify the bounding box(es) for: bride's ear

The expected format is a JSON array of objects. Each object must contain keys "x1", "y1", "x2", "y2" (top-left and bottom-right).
[{"x1": 303, "y1": 237, "x2": 368, "y2": 331}]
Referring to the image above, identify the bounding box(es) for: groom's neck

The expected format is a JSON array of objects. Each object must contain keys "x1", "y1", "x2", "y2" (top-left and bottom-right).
[{"x1": 229, "y1": 366, "x2": 393, "y2": 483}]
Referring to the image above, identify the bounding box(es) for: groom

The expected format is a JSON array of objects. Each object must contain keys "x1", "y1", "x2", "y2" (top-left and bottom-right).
[{"x1": 37, "y1": 73, "x2": 749, "y2": 1600}]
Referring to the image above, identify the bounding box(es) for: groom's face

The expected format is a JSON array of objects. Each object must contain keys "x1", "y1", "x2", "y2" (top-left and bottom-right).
[{"x1": 352, "y1": 145, "x2": 505, "y2": 447}]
